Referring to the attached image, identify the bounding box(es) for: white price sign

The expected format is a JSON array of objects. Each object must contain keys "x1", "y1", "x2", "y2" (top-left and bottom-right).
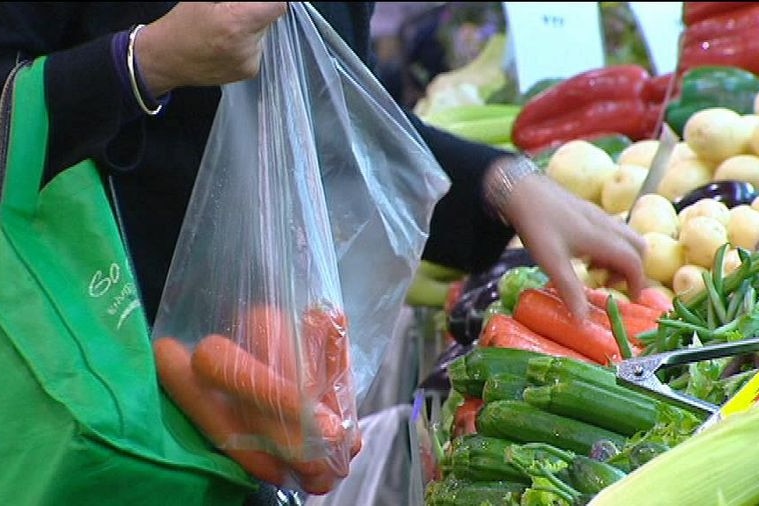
[
  {"x1": 628, "y1": 2, "x2": 684, "y2": 75},
  {"x1": 503, "y1": 2, "x2": 604, "y2": 94}
]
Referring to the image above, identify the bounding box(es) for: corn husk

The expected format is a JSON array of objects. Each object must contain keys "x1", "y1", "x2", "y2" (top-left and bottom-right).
[{"x1": 589, "y1": 404, "x2": 759, "y2": 506}]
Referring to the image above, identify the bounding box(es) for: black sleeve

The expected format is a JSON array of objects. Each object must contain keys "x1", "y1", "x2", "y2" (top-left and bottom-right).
[
  {"x1": 407, "y1": 113, "x2": 518, "y2": 273},
  {"x1": 0, "y1": 3, "x2": 147, "y2": 183}
]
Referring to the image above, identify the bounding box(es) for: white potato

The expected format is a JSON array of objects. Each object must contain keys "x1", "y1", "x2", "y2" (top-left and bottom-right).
[
  {"x1": 546, "y1": 140, "x2": 617, "y2": 204},
  {"x1": 749, "y1": 115, "x2": 759, "y2": 155},
  {"x1": 669, "y1": 141, "x2": 699, "y2": 167},
  {"x1": 727, "y1": 204, "x2": 759, "y2": 250},
  {"x1": 656, "y1": 157, "x2": 713, "y2": 201},
  {"x1": 628, "y1": 193, "x2": 680, "y2": 238},
  {"x1": 678, "y1": 215, "x2": 729, "y2": 268},
  {"x1": 642, "y1": 232, "x2": 685, "y2": 286},
  {"x1": 678, "y1": 198, "x2": 731, "y2": 228},
  {"x1": 617, "y1": 139, "x2": 659, "y2": 168},
  {"x1": 601, "y1": 163, "x2": 648, "y2": 214},
  {"x1": 684, "y1": 107, "x2": 751, "y2": 163},
  {"x1": 672, "y1": 264, "x2": 707, "y2": 302},
  {"x1": 713, "y1": 154, "x2": 759, "y2": 189}
]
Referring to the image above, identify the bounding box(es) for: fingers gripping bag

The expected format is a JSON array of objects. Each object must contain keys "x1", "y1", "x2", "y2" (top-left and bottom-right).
[{"x1": 150, "y1": 2, "x2": 450, "y2": 495}]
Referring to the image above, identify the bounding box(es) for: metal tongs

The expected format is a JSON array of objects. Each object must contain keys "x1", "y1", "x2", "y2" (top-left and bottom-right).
[{"x1": 616, "y1": 336, "x2": 759, "y2": 416}]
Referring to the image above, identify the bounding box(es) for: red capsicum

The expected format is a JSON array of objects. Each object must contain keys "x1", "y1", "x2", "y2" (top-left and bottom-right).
[
  {"x1": 682, "y1": 3, "x2": 759, "y2": 45},
  {"x1": 678, "y1": 2, "x2": 759, "y2": 78},
  {"x1": 679, "y1": 28, "x2": 759, "y2": 78},
  {"x1": 511, "y1": 64, "x2": 662, "y2": 154},
  {"x1": 681, "y1": 2, "x2": 750, "y2": 26}
]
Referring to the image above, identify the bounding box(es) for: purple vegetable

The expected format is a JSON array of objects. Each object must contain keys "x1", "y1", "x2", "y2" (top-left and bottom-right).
[{"x1": 673, "y1": 180, "x2": 757, "y2": 213}]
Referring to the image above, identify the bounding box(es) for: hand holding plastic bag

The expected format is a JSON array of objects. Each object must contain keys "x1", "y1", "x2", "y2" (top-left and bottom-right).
[{"x1": 151, "y1": 2, "x2": 448, "y2": 495}]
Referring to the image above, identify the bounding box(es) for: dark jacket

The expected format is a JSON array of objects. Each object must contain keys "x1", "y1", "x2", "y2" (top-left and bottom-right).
[{"x1": 0, "y1": 2, "x2": 515, "y2": 324}]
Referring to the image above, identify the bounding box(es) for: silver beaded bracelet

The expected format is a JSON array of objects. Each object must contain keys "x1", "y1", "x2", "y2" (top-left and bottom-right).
[
  {"x1": 127, "y1": 24, "x2": 162, "y2": 116},
  {"x1": 483, "y1": 156, "x2": 543, "y2": 222}
]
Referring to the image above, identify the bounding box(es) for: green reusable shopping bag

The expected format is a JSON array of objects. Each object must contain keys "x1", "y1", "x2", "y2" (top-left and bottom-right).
[{"x1": 0, "y1": 59, "x2": 256, "y2": 505}]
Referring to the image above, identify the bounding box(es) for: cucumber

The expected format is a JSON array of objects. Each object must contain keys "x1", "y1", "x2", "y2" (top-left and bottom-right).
[{"x1": 476, "y1": 400, "x2": 627, "y2": 455}]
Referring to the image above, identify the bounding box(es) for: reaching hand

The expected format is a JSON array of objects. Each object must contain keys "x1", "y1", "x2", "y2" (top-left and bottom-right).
[{"x1": 486, "y1": 157, "x2": 648, "y2": 320}]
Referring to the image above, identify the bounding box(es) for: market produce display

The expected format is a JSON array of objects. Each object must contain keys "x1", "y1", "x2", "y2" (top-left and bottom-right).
[
  {"x1": 424, "y1": 253, "x2": 759, "y2": 505},
  {"x1": 410, "y1": 5, "x2": 759, "y2": 504}
]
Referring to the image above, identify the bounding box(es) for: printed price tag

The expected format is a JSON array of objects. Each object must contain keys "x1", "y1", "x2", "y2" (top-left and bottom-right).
[
  {"x1": 503, "y1": 2, "x2": 604, "y2": 94},
  {"x1": 629, "y1": 2, "x2": 684, "y2": 75}
]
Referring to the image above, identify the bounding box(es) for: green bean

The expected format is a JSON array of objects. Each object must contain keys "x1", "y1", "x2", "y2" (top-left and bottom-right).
[
  {"x1": 743, "y1": 286, "x2": 756, "y2": 316},
  {"x1": 673, "y1": 297, "x2": 706, "y2": 327},
  {"x1": 663, "y1": 327, "x2": 689, "y2": 351},
  {"x1": 685, "y1": 250, "x2": 759, "y2": 311},
  {"x1": 707, "y1": 301, "x2": 716, "y2": 331},
  {"x1": 607, "y1": 296, "x2": 633, "y2": 359},
  {"x1": 634, "y1": 329, "x2": 658, "y2": 345},
  {"x1": 711, "y1": 243, "x2": 729, "y2": 297},
  {"x1": 710, "y1": 317, "x2": 741, "y2": 341},
  {"x1": 725, "y1": 279, "x2": 751, "y2": 322},
  {"x1": 702, "y1": 270, "x2": 727, "y2": 325}
]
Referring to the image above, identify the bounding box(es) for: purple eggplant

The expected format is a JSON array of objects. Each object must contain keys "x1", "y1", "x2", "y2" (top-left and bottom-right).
[
  {"x1": 448, "y1": 254, "x2": 535, "y2": 345},
  {"x1": 417, "y1": 341, "x2": 474, "y2": 392},
  {"x1": 673, "y1": 180, "x2": 757, "y2": 213}
]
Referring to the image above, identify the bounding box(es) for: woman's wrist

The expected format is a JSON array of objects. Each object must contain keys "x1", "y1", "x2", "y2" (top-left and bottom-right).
[
  {"x1": 483, "y1": 155, "x2": 544, "y2": 223},
  {"x1": 111, "y1": 25, "x2": 171, "y2": 118}
]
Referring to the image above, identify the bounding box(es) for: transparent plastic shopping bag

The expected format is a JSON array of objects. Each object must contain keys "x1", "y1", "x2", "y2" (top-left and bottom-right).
[{"x1": 151, "y1": 2, "x2": 449, "y2": 495}]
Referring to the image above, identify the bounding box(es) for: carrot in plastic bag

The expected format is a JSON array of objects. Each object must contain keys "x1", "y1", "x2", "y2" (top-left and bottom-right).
[
  {"x1": 240, "y1": 303, "x2": 298, "y2": 381},
  {"x1": 302, "y1": 306, "x2": 361, "y2": 455},
  {"x1": 191, "y1": 333, "x2": 346, "y2": 442},
  {"x1": 152, "y1": 336, "x2": 290, "y2": 485}
]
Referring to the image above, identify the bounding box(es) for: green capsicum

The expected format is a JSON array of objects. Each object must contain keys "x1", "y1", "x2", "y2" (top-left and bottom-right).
[{"x1": 665, "y1": 65, "x2": 759, "y2": 137}]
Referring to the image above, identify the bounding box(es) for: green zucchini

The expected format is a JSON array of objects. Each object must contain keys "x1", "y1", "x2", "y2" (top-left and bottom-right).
[
  {"x1": 446, "y1": 434, "x2": 529, "y2": 484},
  {"x1": 525, "y1": 355, "x2": 616, "y2": 388},
  {"x1": 449, "y1": 347, "x2": 543, "y2": 398},
  {"x1": 568, "y1": 454, "x2": 627, "y2": 494},
  {"x1": 425, "y1": 476, "x2": 525, "y2": 506},
  {"x1": 476, "y1": 400, "x2": 627, "y2": 455},
  {"x1": 521, "y1": 379, "x2": 660, "y2": 437},
  {"x1": 481, "y1": 372, "x2": 528, "y2": 403}
]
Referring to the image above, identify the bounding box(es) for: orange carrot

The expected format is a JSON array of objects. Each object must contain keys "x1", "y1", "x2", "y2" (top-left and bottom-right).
[
  {"x1": 584, "y1": 287, "x2": 666, "y2": 322},
  {"x1": 152, "y1": 336, "x2": 290, "y2": 485},
  {"x1": 550, "y1": 287, "x2": 660, "y2": 346},
  {"x1": 191, "y1": 333, "x2": 346, "y2": 443},
  {"x1": 302, "y1": 306, "x2": 357, "y2": 433},
  {"x1": 240, "y1": 303, "x2": 298, "y2": 380},
  {"x1": 635, "y1": 286, "x2": 674, "y2": 313},
  {"x1": 513, "y1": 289, "x2": 621, "y2": 365},
  {"x1": 480, "y1": 313, "x2": 595, "y2": 363}
]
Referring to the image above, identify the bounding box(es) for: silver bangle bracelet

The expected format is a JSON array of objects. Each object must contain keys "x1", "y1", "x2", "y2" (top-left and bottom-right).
[
  {"x1": 127, "y1": 24, "x2": 162, "y2": 116},
  {"x1": 483, "y1": 156, "x2": 543, "y2": 222}
]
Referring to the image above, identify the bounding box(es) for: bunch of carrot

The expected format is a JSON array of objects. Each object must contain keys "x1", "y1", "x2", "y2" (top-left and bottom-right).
[
  {"x1": 480, "y1": 287, "x2": 669, "y2": 366},
  {"x1": 152, "y1": 303, "x2": 361, "y2": 495}
]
